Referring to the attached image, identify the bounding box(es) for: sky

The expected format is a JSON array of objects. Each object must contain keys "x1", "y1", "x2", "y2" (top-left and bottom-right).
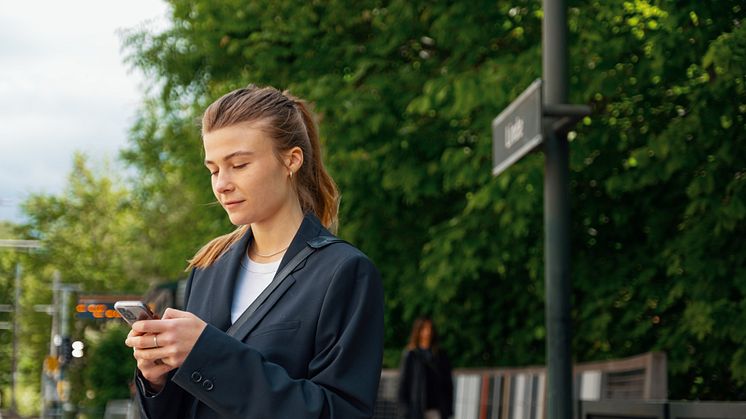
[{"x1": 0, "y1": 0, "x2": 170, "y2": 223}]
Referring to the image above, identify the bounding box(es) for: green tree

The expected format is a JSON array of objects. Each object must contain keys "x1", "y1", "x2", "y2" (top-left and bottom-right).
[
  {"x1": 567, "y1": 1, "x2": 746, "y2": 399},
  {"x1": 22, "y1": 154, "x2": 151, "y2": 293},
  {"x1": 15, "y1": 154, "x2": 154, "y2": 414},
  {"x1": 120, "y1": 0, "x2": 745, "y2": 399},
  {"x1": 0, "y1": 223, "x2": 20, "y2": 407}
]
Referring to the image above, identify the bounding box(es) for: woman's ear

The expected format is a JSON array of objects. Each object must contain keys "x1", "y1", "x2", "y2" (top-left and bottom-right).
[{"x1": 284, "y1": 146, "x2": 304, "y2": 174}]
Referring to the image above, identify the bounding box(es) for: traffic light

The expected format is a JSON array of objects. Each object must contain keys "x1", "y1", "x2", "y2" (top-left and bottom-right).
[{"x1": 59, "y1": 337, "x2": 72, "y2": 365}]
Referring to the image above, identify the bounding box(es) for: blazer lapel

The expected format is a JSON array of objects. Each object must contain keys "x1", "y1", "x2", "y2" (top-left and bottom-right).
[
  {"x1": 206, "y1": 228, "x2": 252, "y2": 332},
  {"x1": 275, "y1": 213, "x2": 325, "y2": 275},
  {"x1": 229, "y1": 213, "x2": 326, "y2": 341}
]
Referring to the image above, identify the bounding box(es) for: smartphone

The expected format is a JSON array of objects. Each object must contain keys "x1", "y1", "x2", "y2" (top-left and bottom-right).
[{"x1": 114, "y1": 301, "x2": 156, "y2": 325}]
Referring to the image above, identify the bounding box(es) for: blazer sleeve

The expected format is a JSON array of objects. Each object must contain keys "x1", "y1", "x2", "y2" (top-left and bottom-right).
[
  {"x1": 170, "y1": 253, "x2": 384, "y2": 419},
  {"x1": 136, "y1": 369, "x2": 192, "y2": 419}
]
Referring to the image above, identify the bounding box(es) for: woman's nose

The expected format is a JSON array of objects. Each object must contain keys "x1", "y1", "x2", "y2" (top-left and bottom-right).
[{"x1": 214, "y1": 171, "x2": 234, "y2": 193}]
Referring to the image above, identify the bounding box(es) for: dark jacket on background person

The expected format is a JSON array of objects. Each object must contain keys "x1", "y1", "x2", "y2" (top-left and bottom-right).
[
  {"x1": 136, "y1": 214, "x2": 384, "y2": 418},
  {"x1": 397, "y1": 347, "x2": 454, "y2": 419}
]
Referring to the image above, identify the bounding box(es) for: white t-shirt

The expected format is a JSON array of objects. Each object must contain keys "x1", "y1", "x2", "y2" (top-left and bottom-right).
[{"x1": 231, "y1": 253, "x2": 281, "y2": 324}]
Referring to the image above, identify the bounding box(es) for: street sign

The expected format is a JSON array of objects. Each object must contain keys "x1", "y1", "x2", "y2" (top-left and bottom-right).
[
  {"x1": 76, "y1": 302, "x2": 122, "y2": 319},
  {"x1": 76, "y1": 294, "x2": 141, "y2": 319},
  {"x1": 492, "y1": 79, "x2": 543, "y2": 177}
]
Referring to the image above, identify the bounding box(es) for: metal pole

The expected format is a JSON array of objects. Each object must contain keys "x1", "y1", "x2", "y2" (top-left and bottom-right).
[
  {"x1": 543, "y1": 1, "x2": 572, "y2": 419},
  {"x1": 46, "y1": 271, "x2": 61, "y2": 419},
  {"x1": 60, "y1": 286, "x2": 71, "y2": 417},
  {"x1": 51, "y1": 271, "x2": 60, "y2": 356},
  {"x1": 11, "y1": 263, "x2": 21, "y2": 412},
  {"x1": 543, "y1": 0, "x2": 568, "y2": 103},
  {"x1": 60, "y1": 288, "x2": 70, "y2": 346}
]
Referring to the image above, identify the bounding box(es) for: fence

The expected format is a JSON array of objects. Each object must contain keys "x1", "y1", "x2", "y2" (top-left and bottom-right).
[{"x1": 374, "y1": 352, "x2": 667, "y2": 419}]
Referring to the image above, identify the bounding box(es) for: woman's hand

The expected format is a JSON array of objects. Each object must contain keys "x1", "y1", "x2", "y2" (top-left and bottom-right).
[
  {"x1": 124, "y1": 308, "x2": 208, "y2": 392},
  {"x1": 126, "y1": 327, "x2": 172, "y2": 391}
]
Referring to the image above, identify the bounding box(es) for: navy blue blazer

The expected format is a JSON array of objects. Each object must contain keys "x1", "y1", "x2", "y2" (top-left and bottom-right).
[{"x1": 137, "y1": 214, "x2": 384, "y2": 418}]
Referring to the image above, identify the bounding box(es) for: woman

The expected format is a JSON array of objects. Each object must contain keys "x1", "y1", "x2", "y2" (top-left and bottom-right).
[
  {"x1": 124, "y1": 85, "x2": 384, "y2": 418},
  {"x1": 397, "y1": 317, "x2": 453, "y2": 419}
]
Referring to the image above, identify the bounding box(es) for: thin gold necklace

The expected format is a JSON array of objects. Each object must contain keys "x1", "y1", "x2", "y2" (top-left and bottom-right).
[{"x1": 251, "y1": 245, "x2": 289, "y2": 258}]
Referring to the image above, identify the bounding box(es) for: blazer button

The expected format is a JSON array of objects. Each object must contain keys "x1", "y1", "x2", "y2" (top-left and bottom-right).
[
  {"x1": 191, "y1": 371, "x2": 202, "y2": 383},
  {"x1": 202, "y1": 379, "x2": 214, "y2": 391}
]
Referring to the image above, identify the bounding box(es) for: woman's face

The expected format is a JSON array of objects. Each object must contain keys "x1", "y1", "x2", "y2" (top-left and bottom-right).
[
  {"x1": 418, "y1": 321, "x2": 433, "y2": 348},
  {"x1": 203, "y1": 123, "x2": 294, "y2": 226}
]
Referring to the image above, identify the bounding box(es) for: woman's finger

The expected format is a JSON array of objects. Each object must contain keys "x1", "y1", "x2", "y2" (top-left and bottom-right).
[
  {"x1": 161, "y1": 308, "x2": 192, "y2": 320},
  {"x1": 137, "y1": 347, "x2": 170, "y2": 362},
  {"x1": 126, "y1": 333, "x2": 160, "y2": 349},
  {"x1": 127, "y1": 327, "x2": 145, "y2": 339},
  {"x1": 131, "y1": 318, "x2": 170, "y2": 334},
  {"x1": 138, "y1": 361, "x2": 172, "y2": 382}
]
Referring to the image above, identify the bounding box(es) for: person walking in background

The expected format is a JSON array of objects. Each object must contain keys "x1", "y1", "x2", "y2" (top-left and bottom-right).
[
  {"x1": 398, "y1": 316, "x2": 454, "y2": 419},
  {"x1": 123, "y1": 84, "x2": 384, "y2": 418}
]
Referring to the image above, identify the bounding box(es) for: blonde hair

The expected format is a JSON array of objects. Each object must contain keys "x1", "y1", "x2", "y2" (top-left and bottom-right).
[{"x1": 187, "y1": 85, "x2": 339, "y2": 269}]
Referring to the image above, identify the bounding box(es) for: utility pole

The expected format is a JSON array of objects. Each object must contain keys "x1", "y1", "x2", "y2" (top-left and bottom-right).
[
  {"x1": 51, "y1": 272, "x2": 61, "y2": 356},
  {"x1": 492, "y1": 2, "x2": 589, "y2": 419},
  {"x1": 38, "y1": 271, "x2": 62, "y2": 419},
  {"x1": 12, "y1": 264, "x2": 22, "y2": 413},
  {"x1": 57, "y1": 281, "x2": 80, "y2": 418},
  {"x1": 39, "y1": 271, "x2": 76, "y2": 419}
]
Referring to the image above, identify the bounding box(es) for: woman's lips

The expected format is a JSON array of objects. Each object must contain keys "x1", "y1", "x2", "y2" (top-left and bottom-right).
[{"x1": 223, "y1": 200, "x2": 245, "y2": 208}]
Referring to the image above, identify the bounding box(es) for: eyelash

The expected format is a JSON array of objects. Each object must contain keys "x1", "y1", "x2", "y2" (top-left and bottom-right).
[{"x1": 209, "y1": 163, "x2": 248, "y2": 176}]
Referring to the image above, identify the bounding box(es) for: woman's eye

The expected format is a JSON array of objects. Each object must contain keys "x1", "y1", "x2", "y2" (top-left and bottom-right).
[{"x1": 233, "y1": 163, "x2": 248, "y2": 169}]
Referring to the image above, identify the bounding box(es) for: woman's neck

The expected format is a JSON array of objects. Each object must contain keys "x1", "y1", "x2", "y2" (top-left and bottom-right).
[{"x1": 249, "y1": 201, "x2": 304, "y2": 262}]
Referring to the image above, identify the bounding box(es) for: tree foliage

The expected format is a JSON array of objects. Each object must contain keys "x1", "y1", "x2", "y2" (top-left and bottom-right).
[
  {"x1": 80, "y1": 323, "x2": 137, "y2": 413},
  {"x1": 0, "y1": 222, "x2": 21, "y2": 401}
]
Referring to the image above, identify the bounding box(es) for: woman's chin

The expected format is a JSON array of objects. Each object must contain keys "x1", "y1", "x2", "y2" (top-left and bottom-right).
[{"x1": 226, "y1": 213, "x2": 250, "y2": 226}]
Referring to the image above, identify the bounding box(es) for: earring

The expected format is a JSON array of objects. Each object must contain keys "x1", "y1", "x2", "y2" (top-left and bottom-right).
[{"x1": 289, "y1": 171, "x2": 293, "y2": 179}]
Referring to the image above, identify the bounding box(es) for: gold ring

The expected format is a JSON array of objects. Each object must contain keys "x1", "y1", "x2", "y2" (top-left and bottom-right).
[{"x1": 153, "y1": 334, "x2": 158, "y2": 348}]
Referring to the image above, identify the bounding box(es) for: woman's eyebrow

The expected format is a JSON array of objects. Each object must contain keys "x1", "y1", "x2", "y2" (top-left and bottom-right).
[{"x1": 204, "y1": 150, "x2": 254, "y2": 165}]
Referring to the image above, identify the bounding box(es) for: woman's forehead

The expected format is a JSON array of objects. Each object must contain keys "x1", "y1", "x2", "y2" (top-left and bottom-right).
[{"x1": 203, "y1": 124, "x2": 272, "y2": 160}]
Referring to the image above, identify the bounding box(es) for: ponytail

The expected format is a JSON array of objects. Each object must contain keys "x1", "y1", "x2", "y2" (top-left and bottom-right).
[{"x1": 290, "y1": 97, "x2": 340, "y2": 233}]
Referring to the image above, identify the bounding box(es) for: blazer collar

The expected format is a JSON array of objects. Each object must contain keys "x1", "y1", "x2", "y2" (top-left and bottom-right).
[
  {"x1": 206, "y1": 226, "x2": 252, "y2": 331},
  {"x1": 275, "y1": 212, "x2": 328, "y2": 274},
  {"x1": 207, "y1": 213, "x2": 329, "y2": 331}
]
